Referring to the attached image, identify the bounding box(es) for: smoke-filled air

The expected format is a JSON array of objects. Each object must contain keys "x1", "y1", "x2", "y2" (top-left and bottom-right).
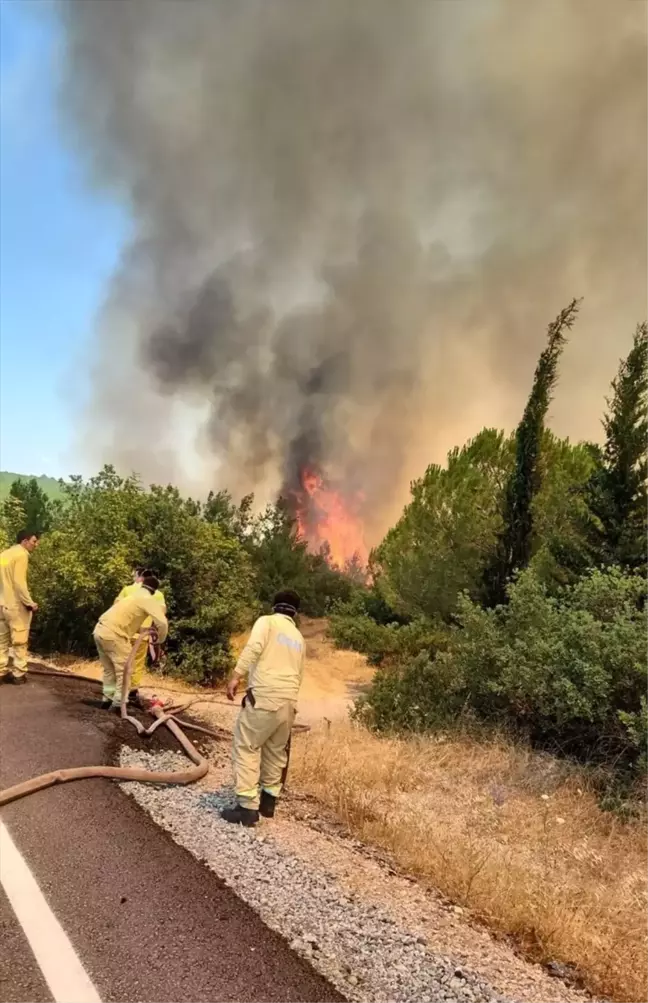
[{"x1": 57, "y1": 0, "x2": 646, "y2": 563}]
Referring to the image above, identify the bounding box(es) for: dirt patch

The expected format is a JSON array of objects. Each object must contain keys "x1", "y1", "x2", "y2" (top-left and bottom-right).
[{"x1": 28, "y1": 666, "x2": 219, "y2": 760}]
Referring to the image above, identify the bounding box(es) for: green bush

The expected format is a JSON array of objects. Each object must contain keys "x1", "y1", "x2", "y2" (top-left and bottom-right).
[
  {"x1": 352, "y1": 651, "x2": 465, "y2": 731},
  {"x1": 328, "y1": 577, "x2": 447, "y2": 666},
  {"x1": 329, "y1": 613, "x2": 396, "y2": 664},
  {"x1": 619, "y1": 697, "x2": 648, "y2": 775},
  {"x1": 356, "y1": 567, "x2": 647, "y2": 769},
  {"x1": 330, "y1": 597, "x2": 446, "y2": 666},
  {"x1": 28, "y1": 468, "x2": 256, "y2": 684}
]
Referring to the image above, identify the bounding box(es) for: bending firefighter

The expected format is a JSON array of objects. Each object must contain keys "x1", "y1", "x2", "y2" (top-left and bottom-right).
[
  {"x1": 0, "y1": 530, "x2": 40, "y2": 685},
  {"x1": 93, "y1": 574, "x2": 168, "y2": 711},
  {"x1": 115, "y1": 566, "x2": 166, "y2": 702},
  {"x1": 223, "y1": 590, "x2": 305, "y2": 827}
]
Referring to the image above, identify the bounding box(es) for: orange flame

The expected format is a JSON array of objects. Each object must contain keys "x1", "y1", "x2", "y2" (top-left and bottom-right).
[{"x1": 293, "y1": 467, "x2": 368, "y2": 571}]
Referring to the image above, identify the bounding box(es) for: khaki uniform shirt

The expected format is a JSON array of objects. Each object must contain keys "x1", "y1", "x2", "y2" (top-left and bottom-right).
[
  {"x1": 0, "y1": 544, "x2": 34, "y2": 609},
  {"x1": 96, "y1": 585, "x2": 168, "y2": 644},
  {"x1": 233, "y1": 613, "x2": 305, "y2": 709},
  {"x1": 116, "y1": 582, "x2": 166, "y2": 634}
]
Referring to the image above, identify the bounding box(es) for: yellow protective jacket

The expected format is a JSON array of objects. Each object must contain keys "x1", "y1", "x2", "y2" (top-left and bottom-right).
[
  {"x1": 96, "y1": 586, "x2": 168, "y2": 644},
  {"x1": 233, "y1": 613, "x2": 305, "y2": 710},
  {"x1": 0, "y1": 544, "x2": 35, "y2": 609},
  {"x1": 116, "y1": 582, "x2": 166, "y2": 633}
]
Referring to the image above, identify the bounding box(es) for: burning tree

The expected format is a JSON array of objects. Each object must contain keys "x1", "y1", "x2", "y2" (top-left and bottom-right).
[{"x1": 288, "y1": 466, "x2": 369, "y2": 572}]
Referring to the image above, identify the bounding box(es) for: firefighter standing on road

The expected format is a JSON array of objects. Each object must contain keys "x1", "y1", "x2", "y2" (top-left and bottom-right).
[
  {"x1": 222, "y1": 589, "x2": 305, "y2": 827},
  {"x1": 115, "y1": 565, "x2": 166, "y2": 704},
  {"x1": 0, "y1": 530, "x2": 40, "y2": 685},
  {"x1": 93, "y1": 574, "x2": 168, "y2": 711}
]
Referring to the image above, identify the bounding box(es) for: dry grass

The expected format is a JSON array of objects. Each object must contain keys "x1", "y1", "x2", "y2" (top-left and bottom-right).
[
  {"x1": 41, "y1": 636, "x2": 647, "y2": 1001},
  {"x1": 290, "y1": 722, "x2": 647, "y2": 1003}
]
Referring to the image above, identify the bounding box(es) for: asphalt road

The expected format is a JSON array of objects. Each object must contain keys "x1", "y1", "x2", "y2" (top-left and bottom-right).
[{"x1": 0, "y1": 671, "x2": 344, "y2": 1003}]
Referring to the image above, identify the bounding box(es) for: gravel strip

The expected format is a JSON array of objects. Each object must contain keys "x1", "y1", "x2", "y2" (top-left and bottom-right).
[{"x1": 119, "y1": 748, "x2": 507, "y2": 1003}]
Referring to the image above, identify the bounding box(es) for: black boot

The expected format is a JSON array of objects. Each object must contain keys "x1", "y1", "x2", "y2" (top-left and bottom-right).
[
  {"x1": 259, "y1": 790, "x2": 277, "y2": 818},
  {"x1": 100, "y1": 698, "x2": 112, "y2": 709},
  {"x1": 6, "y1": 674, "x2": 27, "y2": 685},
  {"x1": 221, "y1": 804, "x2": 259, "y2": 827},
  {"x1": 128, "y1": 689, "x2": 140, "y2": 706}
]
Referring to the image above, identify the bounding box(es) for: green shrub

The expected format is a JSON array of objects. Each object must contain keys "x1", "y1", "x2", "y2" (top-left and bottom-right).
[
  {"x1": 352, "y1": 651, "x2": 466, "y2": 731},
  {"x1": 356, "y1": 567, "x2": 647, "y2": 769},
  {"x1": 329, "y1": 613, "x2": 394, "y2": 664},
  {"x1": 618, "y1": 697, "x2": 648, "y2": 775},
  {"x1": 28, "y1": 468, "x2": 256, "y2": 684},
  {"x1": 330, "y1": 601, "x2": 446, "y2": 666}
]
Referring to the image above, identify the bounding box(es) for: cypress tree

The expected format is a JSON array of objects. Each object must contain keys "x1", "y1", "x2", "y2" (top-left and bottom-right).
[
  {"x1": 482, "y1": 299, "x2": 580, "y2": 606},
  {"x1": 587, "y1": 322, "x2": 647, "y2": 572}
]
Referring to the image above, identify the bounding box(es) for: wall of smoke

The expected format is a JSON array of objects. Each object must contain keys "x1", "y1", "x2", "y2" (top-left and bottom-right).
[{"x1": 57, "y1": 0, "x2": 646, "y2": 543}]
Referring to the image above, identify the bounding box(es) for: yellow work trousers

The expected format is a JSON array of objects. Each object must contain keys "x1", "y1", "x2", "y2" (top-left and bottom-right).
[
  {"x1": 94, "y1": 626, "x2": 132, "y2": 704},
  {"x1": 0, "y1": 605, "x2": 32, "y2": 678},
  {"x1": 233, "y1": 700, "x2": 296, "y2": 810}
]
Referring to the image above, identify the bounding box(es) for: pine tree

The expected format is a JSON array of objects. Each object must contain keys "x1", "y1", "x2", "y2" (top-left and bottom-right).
[
  {"x1": 5, "y1": 477, "x2": 53, "y2": 536},
  {"x1": 587, "y1": 322, "x2": 647, "y2": 572},
  {"x1": 482, "y1": 299, "x2": 580, "y2": 606}
]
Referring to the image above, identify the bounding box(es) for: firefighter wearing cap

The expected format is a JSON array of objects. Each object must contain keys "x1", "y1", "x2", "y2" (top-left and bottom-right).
[
  {"x1": 222, "y1": 589, "x2": 305, "y2": 827},
  {"x1": 115, "y1": 566, "x2": 166, "y2": 701}
]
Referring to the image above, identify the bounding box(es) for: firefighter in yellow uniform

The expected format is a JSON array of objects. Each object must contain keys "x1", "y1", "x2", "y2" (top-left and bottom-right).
[
  {"x1": 222, "y1": 590, "x2": 305, "y2": 827},
  {"x1": 115, "y1": 567, "x2": 166, "y2": 701},
  {"x1": 0, "y1": 531, "x2": 40, "y2": 685},
  {"x1": 94, "y1": 574, "x2": 168, "y2": 710}
]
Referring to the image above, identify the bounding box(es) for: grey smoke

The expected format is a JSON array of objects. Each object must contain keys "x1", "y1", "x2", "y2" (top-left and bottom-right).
[{"x1": 57, "y1": 0, "x2": 647, "y2": 543}]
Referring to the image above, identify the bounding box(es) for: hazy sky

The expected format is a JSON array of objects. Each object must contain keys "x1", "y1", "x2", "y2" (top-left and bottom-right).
[
  {"x1": 0, "y1": 0, "x2": 126, "y2": 477},
  {"x1": 1, "y1": 0, "x2": 645, "y2": 526}
]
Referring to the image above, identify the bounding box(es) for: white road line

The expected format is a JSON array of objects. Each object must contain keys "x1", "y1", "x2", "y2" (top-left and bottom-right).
[{"x1": 0, "y1": 820, "x2": 102, "y2": 1003}]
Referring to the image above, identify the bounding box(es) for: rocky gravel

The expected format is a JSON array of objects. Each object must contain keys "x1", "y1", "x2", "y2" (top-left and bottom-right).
[{"x1": 120, "y1": 747, "x2": 507, "y2": 1003}]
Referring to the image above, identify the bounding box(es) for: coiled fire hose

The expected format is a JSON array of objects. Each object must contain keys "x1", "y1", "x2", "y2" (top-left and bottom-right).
[{"x1": 0, "y1": 630, "x2": 209, "y2": 808}]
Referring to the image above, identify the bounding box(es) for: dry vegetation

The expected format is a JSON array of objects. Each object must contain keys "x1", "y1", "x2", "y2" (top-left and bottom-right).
[{"x1": 290, "y1": 722, "x2": 647, "y2": 1003}]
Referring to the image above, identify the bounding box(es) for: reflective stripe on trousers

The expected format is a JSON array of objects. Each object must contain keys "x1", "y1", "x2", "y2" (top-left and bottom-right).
[{"x1": 0, "y1": 605, "x2": 32, "y2": 677}]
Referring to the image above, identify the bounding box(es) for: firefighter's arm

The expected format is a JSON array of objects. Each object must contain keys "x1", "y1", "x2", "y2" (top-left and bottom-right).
[
  {"x1": 141, "y1": 594, "x2": 168, "y2": 644},
  {"x1": 14, "y1": 551, "x2": 36, "y2": 609},
  {"x1": 227, "y1": 617, "x2": 269, "y2": 699}
]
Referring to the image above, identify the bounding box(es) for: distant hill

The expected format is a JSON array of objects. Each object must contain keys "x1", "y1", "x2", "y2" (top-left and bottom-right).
[{"x1": 0, "y1": 472, "x2": 65, "y2": 502}]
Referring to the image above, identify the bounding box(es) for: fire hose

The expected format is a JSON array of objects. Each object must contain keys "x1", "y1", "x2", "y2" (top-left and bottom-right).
[
  {"x1": 0, "y1": 631, "x2": 208, "y2": 808},
  {"x1": 0, "y1": 630, "x2": 309, "y2": 808}
]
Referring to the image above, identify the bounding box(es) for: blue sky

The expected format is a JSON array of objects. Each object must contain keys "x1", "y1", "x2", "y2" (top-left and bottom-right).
[{"x1": 0, "y1": 0, "x2": 127, "y2": 478}]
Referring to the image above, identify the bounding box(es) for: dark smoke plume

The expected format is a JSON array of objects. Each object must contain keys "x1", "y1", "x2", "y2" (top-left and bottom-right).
[{"x1": 57, "y1": 0, "x2": 646, "y2": 541}]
